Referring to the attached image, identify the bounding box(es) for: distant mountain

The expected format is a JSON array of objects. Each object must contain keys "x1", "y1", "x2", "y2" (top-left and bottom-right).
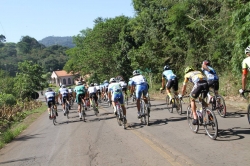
[{"x1": 39, "y1": 36, "x2": 75, "y2": 48}]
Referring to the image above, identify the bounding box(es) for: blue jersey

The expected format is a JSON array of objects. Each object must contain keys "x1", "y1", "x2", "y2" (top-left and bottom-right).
[
  {"x1": 162, "y1": 70, "x2": 176, "y2": 81},
  {"x1": 202, "y1": 66, "x2": 219, "y2": 81}
]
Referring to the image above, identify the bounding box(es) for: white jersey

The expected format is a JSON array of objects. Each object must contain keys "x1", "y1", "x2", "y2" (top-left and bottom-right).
[
  {"x1": 95, "y1": 85, "x2": 100, "y2": 90},
  {"x1": 132, "y1": 75, "x2": 147, "y2": 85},
  {"x1": 119, "y1": 81, "x2": 127, "y2": 88},
  {"x1": 59, "y1": 87, "x2": 69, "y2": 97},
  {"x1": 68, "y1": 88, "x2": 73, "y2": 93},
  {"x1": 88, "y1": 86, "x2": 97, "y2": 93}
]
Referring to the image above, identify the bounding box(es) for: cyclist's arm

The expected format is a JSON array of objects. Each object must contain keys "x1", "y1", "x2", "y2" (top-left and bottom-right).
[
  {"x1": 181, "y1": 77, "x2": 188, "y2": 96},
  {"x1": 242, "y1": 68, "x2": 248, "y2": 90},
  {"x1": 161, "y1": 76, "x2": 165, "y2": 89}
]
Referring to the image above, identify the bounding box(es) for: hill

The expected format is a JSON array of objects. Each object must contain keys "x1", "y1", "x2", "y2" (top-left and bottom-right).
[{"x1": 39, "y1": 36, "x2": 75, "y2": 48}]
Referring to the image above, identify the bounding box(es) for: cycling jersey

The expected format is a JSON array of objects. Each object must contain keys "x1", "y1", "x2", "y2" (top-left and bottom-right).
[
  {"x1": 162, "y1": 70, "x2": 176, "y2": 81},
  {"x1": 74, "y1": 85, "x2": 86, "y2": 95},
  {"x1": 45, "y1": 91, "x2": 56, "y2": 108},
  {"x1": 74, "y1": 85, "x2": 86, "y2": 104},
  {"x1": 119, "y1": 81, "x2": 127, "y2": 88},
  {"x1": 131, "y1": 75, "x2": 148, "y2": 99},
  {"x1": 183, "y1": 71, "x2": 206, "y2": 85},
  {"x1": 88, "y1": 86, "x2": 97, "y2": 93},
  {"x1": 201, "y1": 66, "x2": 219, "y2": 81},
  {"x1": 59, "y1": 87, "x2": 69, "y2": 97},
  {"x1": 128, "y1": 80, "x2": 133, "y2": 86},
  {"x1": 108, "y1": 82, "x2": 124, "y2": 104}
]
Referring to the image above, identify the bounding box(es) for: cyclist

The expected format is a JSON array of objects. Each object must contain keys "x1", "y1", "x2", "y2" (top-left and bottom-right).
[
  {"x1": 201, "y1": 60, "x2": 219, "y2": 107},
  {"x1": 108, "y1": 77, "x2": 127, "y2": 123},
  {"x1": 119, "y1": 77, "x2": 128, "y2": 101},
  {"x1": 160, "y1": 65, "x2": 179, "y2": 106},
  {"x1": 179, "y1": 66, "x2": 209, "y2": 125},
  {"x1": 130, "y1": 70, "x2": 150, "y2": 118},
  {"x1": 239, "y1": 46, "x2": 250, "y2": 96},
  {"x1": 59, "y1": 84, "x2": 70, "y2": 116},
  {"x1": 45, "y1": 88, "x2": 58, "y2": 119},
  {"x1": 95, "y1": 83, "x2": 101, "y2": 101},
  {"x1": 88, "y1": 83, "x2": 99, "y2": 112},
  {"x1": 68, "y1": 87, "x2": 74, "y2": 107},
  {"x1": 103, "y1": 80, "x2": 109, "y2": 101},
  {"x1": 74, "y1": 81, "x2": 87, "y2": 120}
]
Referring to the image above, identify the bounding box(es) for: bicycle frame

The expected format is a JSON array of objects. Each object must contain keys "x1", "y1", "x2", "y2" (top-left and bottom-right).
[{"x1": 187, "y1": 92, "x2": 218, "y2": 140}]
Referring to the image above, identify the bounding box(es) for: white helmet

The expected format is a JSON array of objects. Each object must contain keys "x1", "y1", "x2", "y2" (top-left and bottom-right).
[
  {"x1": 62, "y1": 84, "x2": 66, "y2": 88},
  {"x1": 245, "y1": 46, "x2": 250, "y2": 54},
  {"x1": 77, "y1": 81, "x2": 82, "y2": 85},
  {"x1": 109, "y1": 78, "x2": 116, "y2": 83}
]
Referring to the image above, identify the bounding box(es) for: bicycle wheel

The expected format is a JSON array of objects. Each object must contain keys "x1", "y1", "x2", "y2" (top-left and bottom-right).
[
  {"x1": 66, "y1": 103, "x2": 69, "y2": 119},
  {"x1": 116, "y1": 105, "x2": 122, "y2": 126},
  {"x1": 146, "y1": 105, "x2": 150, "y2": 126},
  {"x1": 248, "y1": 105, "x2": 250, "y2": 124},
  {"x1": 141, "y1": 100, "x2": 147, "y2": 124},
  {"x1": 204, "y1": 108, "x2": 218, "y2": 140},
  {"x1": 52, "y1": 108, "x2": 57, "y2": 125},
  {"x1": 170, "y1": 98, "x2": 175, "y2": 113},
  {"x1": 175, "y1": 97, "x2": 182, "y2": 115},
  {"x1": 187, "y1": 105, "x2": 199, "y2": 133},
  {"x1": 215, "y1": 95, "x2": 226, "y2": 118}
]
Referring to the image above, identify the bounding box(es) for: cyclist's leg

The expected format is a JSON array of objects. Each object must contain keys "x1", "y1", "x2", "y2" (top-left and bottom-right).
[
  {"x1": 136, "y1": 85, "x2": 143, "y2": 117},
  {"x1": 119, "y1": 93, "x2": 126, "y2": 116}
]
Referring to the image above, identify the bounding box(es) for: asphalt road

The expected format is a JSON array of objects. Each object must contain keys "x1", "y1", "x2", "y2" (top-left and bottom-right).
[{"x1": 0, "y1": 94, "x2": 249, "y2": 166}]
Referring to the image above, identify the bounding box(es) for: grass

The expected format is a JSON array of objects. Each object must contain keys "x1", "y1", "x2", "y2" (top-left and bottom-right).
[{"x1": 0, "y1": 104, "x2": 47, "y2": 149}]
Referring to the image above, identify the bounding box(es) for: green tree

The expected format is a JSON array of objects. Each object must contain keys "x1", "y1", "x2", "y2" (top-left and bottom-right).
[{"x1": 14, "y1": 61, "x2": 46, "y2": 100}]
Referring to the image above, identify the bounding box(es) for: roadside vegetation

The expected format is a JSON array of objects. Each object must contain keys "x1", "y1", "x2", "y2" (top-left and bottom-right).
[{"x1": 0, "y1": 0, "x2": 250, "y2": 148}]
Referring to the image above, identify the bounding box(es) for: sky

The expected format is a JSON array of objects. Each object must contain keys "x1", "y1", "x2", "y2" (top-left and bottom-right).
[{"x1": 0, "y1": 0, "x2": 135, "y2": 43}]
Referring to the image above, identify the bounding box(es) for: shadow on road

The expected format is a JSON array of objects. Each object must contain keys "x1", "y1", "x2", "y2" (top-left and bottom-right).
[
  {"x1": 0, "y1": 157, "x2": 36, "y2": 165},
  {"x1": 217, "y1": 127, "x2": 250, "y2": 141},
  {"x1": 14, "y1": 134, "x2": 42, "y2": 142}
]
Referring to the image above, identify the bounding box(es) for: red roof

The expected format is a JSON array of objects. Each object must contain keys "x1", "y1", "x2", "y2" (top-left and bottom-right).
[{"x1": 54, "y1": 70, "x2": 74, "y2": 77}]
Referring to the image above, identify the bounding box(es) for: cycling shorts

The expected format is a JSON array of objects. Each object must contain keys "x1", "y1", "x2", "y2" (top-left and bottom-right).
[
  {"x1": 166, "y1": 77, "x2": 178, "y2": 91},
  {"x1": 89, "y1": 93, "x2": 98, "y2": 102},
  {"x1": 190, "y1": 80, "x2": 209, "y2": 99},
  {"x1": 135, "y1": 83, "x2": 148, "y2": 100},
  {"x1": 76, "y1": 93, "x2": 85, "y2": 104},
  {"x1": 112, "y1": 92, "x2": 124, "y2": 105},
  {"x1": 207, "y1": 80, "x2": 219, "y2": 91}
]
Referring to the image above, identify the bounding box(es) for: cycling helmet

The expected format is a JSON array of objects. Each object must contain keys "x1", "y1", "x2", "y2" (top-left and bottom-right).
[
  {"x1": 90, "y1": 83, "x2": 94, "y2": 86},
  {"x1": 164, "y1": 65, "x2": 170, "y2": 71},
  {"x1": 109, "y1": 77, "x2": 116, "y2": 83},
  {"x1": 62, "y1": 84, "x2": 66, "y2": 88},
  {"x1": 133, "y1": 70, "x2": 140, "y2": 76},
  {"x1": 77, "y1": 81, "x2": 83, "y2": 85},
  {"x1": 184, "y1": 66, "x2": 194, "y2": 74},
  {"x1": 203, "y1": 60, "x2": 210, "y2": 66},
  {"x1": 245, "y1": 46, "x2": 250, "y2": 54},
  {"x1": 129, "y1": 78, "x2": 132, "y2": 81},
  {"x1": 104, "y1": 80, "x2": 108, "y2": 83},
  {"x1": 47, "y1": 87, "x2": 52, "y2": 91},
  {"x1": 94, "y1": 83, "x2": 98, "y2": 86}
]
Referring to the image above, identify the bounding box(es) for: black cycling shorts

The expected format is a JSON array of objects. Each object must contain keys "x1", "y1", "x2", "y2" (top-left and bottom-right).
[
  {"x1": 207, "y1": 80, "x2": 219, "y2": 91},
  {"x1": 166, "y1": 77, "x2": 178, "y2": 91},
  {"x1": 190, "y1": 80, "x2": 209, "y2": 99}
]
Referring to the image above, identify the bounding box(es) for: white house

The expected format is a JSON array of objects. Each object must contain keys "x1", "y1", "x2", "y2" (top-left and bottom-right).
[{"x1": 51, "y1": 70, "x2": 75, "y2": 86}]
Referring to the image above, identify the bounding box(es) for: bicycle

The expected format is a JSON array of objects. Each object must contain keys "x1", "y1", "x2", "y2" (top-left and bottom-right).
[
  {"x1": 240, "y1": 90, "x2": 250, "y2": 124},
  {"x1": 131, "y1": 91, "x2": 136, "y2": 102},
  {"x1": 207, "y1": 86, "x2": 226, "y2": 118},
  {"x1": 49, "y1": 101, "x2": 57, "y2": 125},
  {"x1": 162, "y1": 90, "x2": 182, "y2": 115},
  {"x1": 65, "y1": 101, "x2": 70, "y2": 119},
  {"x1": 139, "y1": 97, "x2": 150, "y2": 126},
  {"x1": 186, "y1": 91, "x2": 218, "y2": 140},
  {"x1": 114, "y1": 100, "x2": 127, "y2": 129},
  {"x1": 89, "y1": 94, "x2": 99, "y2": 116},
  {"x1": 146, "y1": 92, "x2": 151, "y2": 107},
  {"x1": 122, "y1": 90, "x2": 128, "y2": 106}
]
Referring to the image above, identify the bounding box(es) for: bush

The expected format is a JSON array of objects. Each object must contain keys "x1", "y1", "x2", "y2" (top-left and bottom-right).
[{"x1": 0, "y1": 93, "x2": 16, "y2": 107}]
